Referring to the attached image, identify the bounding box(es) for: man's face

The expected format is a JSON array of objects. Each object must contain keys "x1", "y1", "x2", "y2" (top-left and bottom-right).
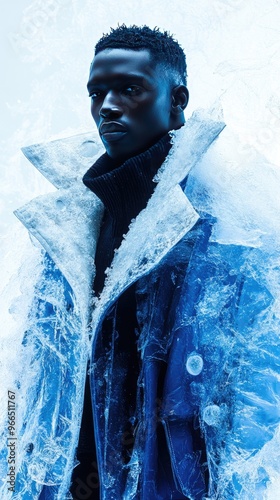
[{"x1": 87, "y1": 48, "x2": 173, "y2": 160}]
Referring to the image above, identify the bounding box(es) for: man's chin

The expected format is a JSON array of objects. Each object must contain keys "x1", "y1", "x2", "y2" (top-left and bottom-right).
[
  {"x1": 103, "y1": 144, "x2": 136, "y2": 163},
  {"x1": 103, "y1": 136, "x2": 157, "y2": 162},
  {"x1": 101, "y1": 136, "x2": 131, "y2": 161}
]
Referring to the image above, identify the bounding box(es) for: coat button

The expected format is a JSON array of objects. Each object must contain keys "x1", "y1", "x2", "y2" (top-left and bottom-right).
[
  {"x1": 203, "y1": 405, "x2": 221, "y2": 426},
  {"x1": 186, "y1": 353, "x2": 204, "y2": 376}
]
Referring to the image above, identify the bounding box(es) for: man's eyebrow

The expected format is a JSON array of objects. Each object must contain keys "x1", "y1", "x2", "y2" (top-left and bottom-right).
[{"x1": 87, "y1": 73, "x2": 152, "y2": 89}]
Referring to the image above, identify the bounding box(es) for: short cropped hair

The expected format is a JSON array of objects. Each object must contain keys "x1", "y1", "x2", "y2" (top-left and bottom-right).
[{"x1": 94, "y1": 24, "x2": 187, "y2": 86}]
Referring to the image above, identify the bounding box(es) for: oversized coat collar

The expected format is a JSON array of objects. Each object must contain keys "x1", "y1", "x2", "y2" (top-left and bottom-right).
[{"x1": 14, "y1": 109, "x2": 225, "y2": 328}]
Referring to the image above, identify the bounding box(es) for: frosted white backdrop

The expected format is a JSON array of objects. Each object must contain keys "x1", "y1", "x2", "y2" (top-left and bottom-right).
[{"x1": 1, "y1": 0, "x2": 280, "y2": 495}]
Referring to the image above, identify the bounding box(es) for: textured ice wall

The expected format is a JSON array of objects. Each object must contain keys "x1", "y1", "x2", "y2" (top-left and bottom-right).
[{"x1": 1, "y1": 0, "x2": 280, "y2": 497}]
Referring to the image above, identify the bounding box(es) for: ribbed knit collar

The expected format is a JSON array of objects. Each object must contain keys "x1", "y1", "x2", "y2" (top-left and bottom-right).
[{"x1": 83, "y1": 133, "x2": 172, "y2": 232}]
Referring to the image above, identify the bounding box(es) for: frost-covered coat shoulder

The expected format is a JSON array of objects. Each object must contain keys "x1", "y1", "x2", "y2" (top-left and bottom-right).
[{"x1": 5, "y1": 111, "x2": 280, "y2": 499}]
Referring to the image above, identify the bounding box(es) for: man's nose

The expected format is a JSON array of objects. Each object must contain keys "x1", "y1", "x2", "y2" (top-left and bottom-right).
[{"x1": 99, "y1": 91, "x2": 123, "y2": 118}]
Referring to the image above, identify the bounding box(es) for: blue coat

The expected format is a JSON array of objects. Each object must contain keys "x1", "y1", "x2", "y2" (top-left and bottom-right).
[{"x1": 6, "y1": 110, "x2": 280, "y2": 499}]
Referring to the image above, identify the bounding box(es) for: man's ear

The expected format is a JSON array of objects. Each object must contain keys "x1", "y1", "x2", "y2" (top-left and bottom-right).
[{"x1": 171, "y1": 85, "x2": 189, "y2": 115}]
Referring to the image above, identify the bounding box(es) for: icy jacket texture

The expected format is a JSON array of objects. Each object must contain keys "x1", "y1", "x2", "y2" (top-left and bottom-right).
[{"x1": 4, "y1": 110, "x2": 280, "y2": 499}]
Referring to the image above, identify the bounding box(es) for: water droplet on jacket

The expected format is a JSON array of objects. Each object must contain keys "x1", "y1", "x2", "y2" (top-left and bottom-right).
[
  {"x1": 186, "y1": 353, "x2": 204, "y2": 376},
  {"x1": 203, "y1": 405, "x2": 221, "y2": 426},
  {"x1": 79, "y1": 140, "x2": 98, "y2": 157},
  {"x1": 56, "y1": 199, "x2": 65, "y2": 209},
  {"x1": 25, "y1": 442, "x2": 34, "y2": 454}
]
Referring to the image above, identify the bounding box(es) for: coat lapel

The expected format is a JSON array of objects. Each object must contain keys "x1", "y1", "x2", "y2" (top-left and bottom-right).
[
  {"x1": 21, "y1": 131, "x2": 103, "y2": 189},
  {"x1": 15, "y1": 132, "x2": 105, "y2": 320},
  {"x1": 14, "y1": 187, "x2": 104, "y2": 321}
]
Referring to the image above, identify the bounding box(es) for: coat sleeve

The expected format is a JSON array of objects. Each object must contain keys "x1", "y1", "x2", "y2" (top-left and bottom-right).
[
  {"x1": 11, "y1": 252, "x2": 87, "y2": 500},
  {"x1": 195, "y1": 243, "x2": 280, "y2": 499},
  {"x1": 216, "y1": 253, "x2": 280, "y2": 499}
]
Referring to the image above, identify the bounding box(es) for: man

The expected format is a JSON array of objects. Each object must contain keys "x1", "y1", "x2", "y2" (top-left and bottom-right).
[
  {"x1": 9, "y1": 25, "x2": 280, "y2": 500},
  {"x1": 71, "y1": 25, "x2": 190, "y2": 500}
]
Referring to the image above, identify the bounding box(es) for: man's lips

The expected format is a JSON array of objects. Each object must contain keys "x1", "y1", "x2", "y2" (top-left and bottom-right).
[
  {"x1": 100, "y1": 121, "x2": 127, "y2": 135},
  {"x1": 99, "y1": 121, "x2": 128, "y2": 143}
]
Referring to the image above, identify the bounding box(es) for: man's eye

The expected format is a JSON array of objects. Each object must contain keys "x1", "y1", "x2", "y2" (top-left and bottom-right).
[
  {"x1": 89, "y1": 91, "x2": 102, "y2": 99},
  {"x1": 123, "y1": 86, "x2": 142, "y2": 96}
]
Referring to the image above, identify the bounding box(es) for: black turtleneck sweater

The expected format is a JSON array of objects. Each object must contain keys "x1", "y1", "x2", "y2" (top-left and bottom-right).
[
  {"x1": 83, "y1": 133, "x2": 172, "y2": 294},
  {"x1": 70, "y1": 134, "x2": 172, "y2": 500}
]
